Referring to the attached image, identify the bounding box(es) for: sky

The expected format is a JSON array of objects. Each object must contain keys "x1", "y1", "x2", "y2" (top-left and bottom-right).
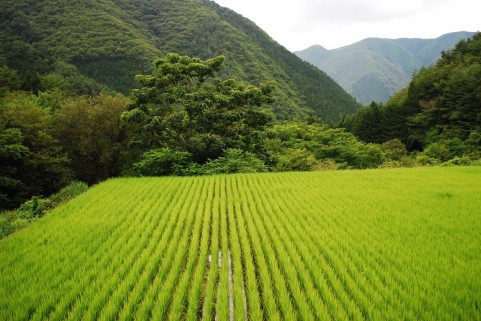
[{"x1": 212, "y1": 0, "x2": 480, "y2": 51}]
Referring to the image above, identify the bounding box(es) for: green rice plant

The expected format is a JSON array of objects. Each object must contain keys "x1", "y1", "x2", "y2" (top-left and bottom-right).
[
  {"x1": 201, "y1": 178, "x2": 221, "y2": 321},
  {"x1": 1, "y1": 167, "x2": 481, "y2": 320}
]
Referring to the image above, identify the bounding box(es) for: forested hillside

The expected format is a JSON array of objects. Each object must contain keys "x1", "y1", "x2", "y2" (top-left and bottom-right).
[
  {"x1": 341, "y1": 32, "x2": 481, "y2": 165},
  {"x1": 295, "y1": 32, "x2": 474, "y2": 104},
  {"x1": 0, "y1": 0, "x2": 359, "y2": 121}
]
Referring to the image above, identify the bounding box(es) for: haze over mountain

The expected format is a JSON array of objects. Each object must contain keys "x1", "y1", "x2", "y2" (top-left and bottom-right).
[
  {"x1": 0, "y1": 0, "x2": 360, "y2": 122},
  {"x1": 295, "y1": 32, "x2": 475, "y2": 105}
]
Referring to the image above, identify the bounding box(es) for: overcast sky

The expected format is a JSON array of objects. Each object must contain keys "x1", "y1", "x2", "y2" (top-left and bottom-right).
[{"x1": 213, "y1": 0, "x2": 480, "y2": 51}]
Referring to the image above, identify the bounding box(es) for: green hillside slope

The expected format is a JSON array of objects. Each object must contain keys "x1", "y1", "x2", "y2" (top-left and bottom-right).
[
  {"x1": 0, "y1": 0, "x2": 360, "y2": 122},
  {"x1": 1, "y1": 167, "x2": 481, "y2": 320},
  {"x1": 295, "y1": 32, "x2": 475, "y2": 104}
]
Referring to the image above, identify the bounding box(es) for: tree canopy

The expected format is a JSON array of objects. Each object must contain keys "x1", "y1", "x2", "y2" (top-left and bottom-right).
[{"x1": 122, "y1": 53, "x2": 275, "y2": 163}]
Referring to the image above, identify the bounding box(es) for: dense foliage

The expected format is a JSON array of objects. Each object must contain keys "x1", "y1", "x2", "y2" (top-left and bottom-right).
[
  {"x1": 0, "y1": 0, "x2": 360, "y2": 122},
  {"x1": 341, "y1": 32, "x2": 481, "y2": 165}
]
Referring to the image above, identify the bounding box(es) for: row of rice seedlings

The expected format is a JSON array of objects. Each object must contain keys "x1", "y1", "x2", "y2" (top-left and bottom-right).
[
  {"x1": 277, "y1": 183, "x2": 381, "y2": 320},
  {"x1": 263, "y1": 173, "x2": 361, "y2": 319},
  {"x1": 270, "y1": 179, "x2": 350, "y2": 320},
  {"x1": 163, "y1": 178, "x2": 211, "y2": 320},
  {"x1": 293, "y1": 172, "x2": 450, "y2": 319},
  {"x1": 216, "y1": 176, "x2": 231, "y2": 321},
  {"x1": 230, "y1": 176, "x2": 264, "y2": 321},
  {"x1": 251, "y1": 177, "x2": 313, "y2": 320},
  {"x1": 58, "y1": 179, "x2": 182, "y2": 321},
  {"x1": 201, "y1": 177, "x2": 222, "y2": 321},
  {"x1": 322, "y1": 209, "x2": 421, "y2": 319},
  {"x1": 184, "y1": 178, "x2": 216, "y2": 321},
  {"x1": 137, "y1": 178, "x2": 204, "y2": 320},
  {"x1": 0, "y1": 189, "x2": 112, "y2": 320},
  {"x1": 36, "y1": 184, "x2": 138, "y2": 320},
  {"x1": 236, "y1": 175, "x2": 284, "y2": 321},
  {"x1": 4, "y1": 181, "x2": 154, "y2": 321},
  {"x1": 250, "y1": 174, "x2": 334, "y2": 320},
  {"x1": 95, "y1": 178, "x2": 189, "y2": 321},
  {"x1": 114, "y1": 178, "x2": 195, "y2": 321},
  {"x1": 283, "y1": 171, "x2": 465, "y2": 320},
  {"x1": 292, "y1": 174, "x2": 405, "y2": 319},
  {"x1": 69, "y1": 184, "x2": 177, "y2": 321},
  {"x1": 226, "y1": 177, "x2": 249, "y2": 321}
]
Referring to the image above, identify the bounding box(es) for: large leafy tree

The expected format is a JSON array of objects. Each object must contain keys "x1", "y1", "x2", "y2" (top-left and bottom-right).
[
  {"x1": 55, "y1": 94, "x2": 130, "y2": 184},
  {"x1": 122, "y1": 53, "x2": 275, "y2": 163},
  {"x1": 0, "y1": 92, "x2": 71, "y2": 209}
]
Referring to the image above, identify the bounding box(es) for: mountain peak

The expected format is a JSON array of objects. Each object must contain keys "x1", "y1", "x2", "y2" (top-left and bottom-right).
[{"x1": 295, "y1": 31, "x2": 475, "y2": 104}]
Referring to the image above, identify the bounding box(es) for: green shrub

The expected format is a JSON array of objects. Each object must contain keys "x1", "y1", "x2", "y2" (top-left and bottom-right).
[
  {"x1": 133, "y1": 148, "x2": 194, "y2": 176},
  {"x1": 18, "y1": 196, "x2": 50, "y2": 220},
  {"x1": 275, "y1": 148, "x2": 319, "y2": 172},
  {"x1": 382, "y1": 139, "x2": 407, "y2": 161},
  {"x1": 202, "y1": 149, "x2": 267, "y2": 175},
  {"x1": 0, "y1": 211, "x2": 16, "y2": 238},
  {"x1": 441, "y1": 156, "x2": 473, "y2": 166}
]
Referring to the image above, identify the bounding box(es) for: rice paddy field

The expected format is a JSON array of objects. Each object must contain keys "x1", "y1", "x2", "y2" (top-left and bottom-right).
[{"x1": 1, "y1": 166, "x2": 481, "y2": 320}]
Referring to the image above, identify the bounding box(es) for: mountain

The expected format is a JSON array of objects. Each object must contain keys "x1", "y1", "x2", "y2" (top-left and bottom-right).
[
  {"x1": 0, "y1": 0, "x2": 360, "y2": 123},
  {"x1": 295, "y1": 32, "x2": 475, "y2": 105}
]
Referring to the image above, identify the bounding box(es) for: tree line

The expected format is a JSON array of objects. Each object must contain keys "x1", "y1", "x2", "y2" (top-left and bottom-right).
[
  {"x1": 1, "y1": 53, "x2": 385, "y2": 211},
  {"x1": 2, "y1": 31, "x2": 481, "y2": 211},
  {"x1": 340, "y1": 32, "x2": 481, "y2": 166}
]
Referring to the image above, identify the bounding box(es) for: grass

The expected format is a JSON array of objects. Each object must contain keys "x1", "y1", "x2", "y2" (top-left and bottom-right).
[{"x1": 1, "y1": 167, "x2": 480, "y2": 320}]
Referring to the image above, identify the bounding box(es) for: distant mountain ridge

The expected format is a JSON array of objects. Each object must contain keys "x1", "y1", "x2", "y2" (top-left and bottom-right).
[
  {"x1": 295, "y1": 32, "x2": 475, "y2": 105},
  {"x1": 0, "y1": 0, "x2": 360, "y2": 122}
]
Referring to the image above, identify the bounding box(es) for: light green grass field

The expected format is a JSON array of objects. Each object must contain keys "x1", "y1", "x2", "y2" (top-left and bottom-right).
[{"x1": 1, "y1": 167, "x2": 480, "y2": 320}]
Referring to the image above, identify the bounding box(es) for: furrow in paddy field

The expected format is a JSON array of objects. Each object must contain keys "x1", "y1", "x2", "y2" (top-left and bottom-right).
[
  {"x1": 183, "y1": 178, "x2": 215, "y2": 321},
  {"x1": 193, "y1": 178, "x2": 215, "y2": 321},
  {"x1": 201, "y1": 177, "x2": 221, "y2": 321},
  {"x1": 216, "y1": 177, "x2": 231, "y2": 321},
  {"x1": 222, "y1": 178, "x2": 237, "y2": 321},
  {"x1": 226, "y1": 177, "x2": 249, "y2": 321},
  {"x1": 231, "y1": 176, "x2": 265, "y2": 321}
]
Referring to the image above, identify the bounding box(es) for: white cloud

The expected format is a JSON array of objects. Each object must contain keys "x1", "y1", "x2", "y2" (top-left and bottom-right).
[{"x1": 213, "y1": 0, "x2": 480, "y2": 50}]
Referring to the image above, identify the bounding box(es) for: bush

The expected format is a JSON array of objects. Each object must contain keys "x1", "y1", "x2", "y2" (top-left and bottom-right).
[
  {"x1": 382, "y1": 139, "x2": 407, "y2": 161},
  {"x1": 202, "y1": 149, "x2": 267, "y2": 175},
  {"x1": 18, "y1": 196, "x2": 50, "y2": 220},
  {"x1": 441, "y1": 156, "x2": 473, "y2": 166},
  {"x1": 0, "y1": 181, "x2": 89, "y2": 240},
  {"x1": 0, "y1": 211, "x2": 16, "y2": 238},
  {"x1": 416, "y1": 154, "x2": 440, "y2": 166},
  {"x1": 133, "y1": 148, "x2": 194, "y2": 176},
  {"x1": 275, "y1": 148, "x2": 319, "y2": 172}
]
